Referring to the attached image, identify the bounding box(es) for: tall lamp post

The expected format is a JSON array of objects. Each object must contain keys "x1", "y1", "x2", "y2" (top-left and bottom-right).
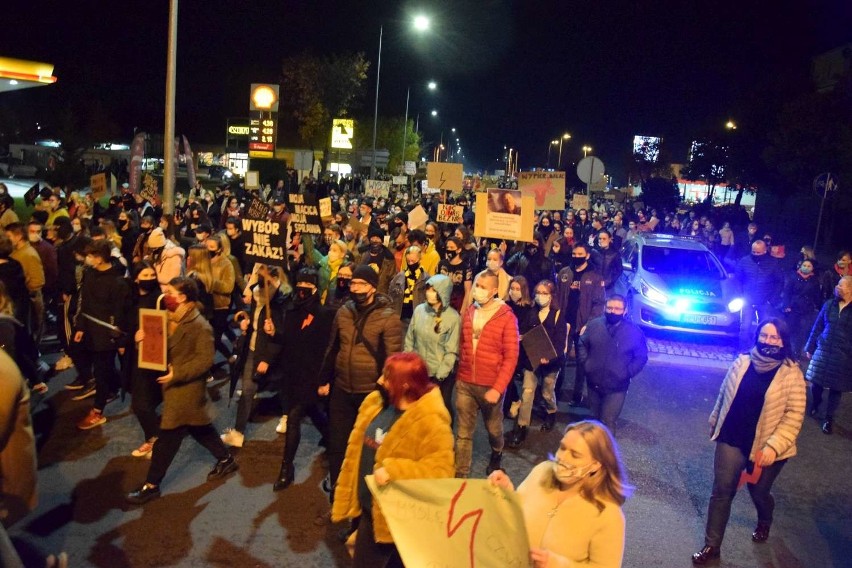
[
  {"x1": 162, "y1": 0, "x2": 179, "y2": 214},
  {"x1": 404, "y1": 80, "x2": 436, "y2": 166},
  {"x1": 546, "y1": 139, "x2": 558, "y2": 168},
  {"x1": 372, "y1": 15, "x2": 430, "y2": 178},
  {"x1": 557, "y1": 132, "x2": 571, "y2": 169},
  {"x1": 582, "y1": 145, "x2": 592, "y2": 158}
]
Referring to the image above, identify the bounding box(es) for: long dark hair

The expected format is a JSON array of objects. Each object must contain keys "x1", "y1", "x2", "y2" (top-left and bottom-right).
[{"x1": 754, "y1": 318, "x2": 795, "y2": 362}]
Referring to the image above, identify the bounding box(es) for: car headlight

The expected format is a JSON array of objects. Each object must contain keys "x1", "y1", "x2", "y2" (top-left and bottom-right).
[
  {"x1": 640, "y1": 280, "x2": 668, "y2": 304},
  {"x1": 727, "y1": 298, "x2": 744, "y2": 312}
]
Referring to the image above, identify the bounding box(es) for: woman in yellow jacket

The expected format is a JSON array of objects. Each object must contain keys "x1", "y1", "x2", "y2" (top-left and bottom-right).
[{"x1": 332, "y1": 352, "x2": 455, "y2": 567}]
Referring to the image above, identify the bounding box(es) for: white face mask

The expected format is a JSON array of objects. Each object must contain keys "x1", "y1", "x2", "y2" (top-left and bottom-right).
[
  {"x1": 509, "y1": 289, "x2": 522, "y2": 302},
  {"x1": 550, "y1": 456, "x2": 596, "y2": 484},
  {"x1": 535, "y1": 294, "x2": 551, "y2": 307},
  {"x1": 473, "y1": 287, "x2": 493, "y2": 305},
  {"x1": 425, "y1": 289, "x2": 440, "y2": 305},
  {"x1": 486, "y1": 259, "x2": 501, "y2": 272}
]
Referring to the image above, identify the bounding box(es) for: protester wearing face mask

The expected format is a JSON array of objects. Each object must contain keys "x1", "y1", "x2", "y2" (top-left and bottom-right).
[
  {"x1": 577, "y1": 295, "x2": 647, "y2": 434},
  {"x1": 485, "y1": 248, "x2": 510, "y2": 300},
  {"x1": 127, "y1": 263, "x2": 166, "y2": 459},
  {"x1": 820, "y1": 250, "x2": 851, "y2": 301},
  {"x1": 508, "y1": 280, "x2": 569, "y2": 448},
  {"x1": 127, "y1": 277, "x2": 240, "y2": 505},
  {"x1": 507, "y1": 233, "x2": 556, "y2": 297},
  {"x1": 404, "y1": 274, "x2": 461, "y2": 421},
  {"x1": 403, "y1": 229, "x2": 440, "y2": 276},
  {"x1": 438, "y1": 236, "x2": 473, "y2": 311},
  {"x1": 317, "y1": 264, "x2": 403, "y2": 509},
  {"x1": 804, "y1": 275, "x2": 852, "y2": 435},
  {"x1": 555, "y1": 243, "x2": 606, "y2": 408},
  {"x1": 319, "y1": 239, "x2": 349, "y2": 304},
  {"x1": 333, "y1": 353, "x2": 454, "y2": 566},
  {"x1": 779, "y1": 259, "x2": 822, "y2": 358},
  {"x1": 388, "y1": 245, "x2": 430, "y2": 322},
  {"x1": 693, "y1": 319, "x2": 805, "y2": 564},
  {"x1": 146, "y1": 227, "x2": 186, "y2": 293},
  {"x1": 205, "y1": 234, "x2": 236, "y2": 363},
  {"x1": 735, "y1": 240, "x2": 784, "y2": 351},
  {"x1": 327, "y1": 262, "x2": 355, "y2": 310},
  {"x1": 490, "y1": 420, "x2": 630, "y2": 568},
  {"x1": 359, "y1": 225, "x2": 396, "y2": 294},
  {"x1": 455, "y1": 271, "x2": 520, "y2": 477}
]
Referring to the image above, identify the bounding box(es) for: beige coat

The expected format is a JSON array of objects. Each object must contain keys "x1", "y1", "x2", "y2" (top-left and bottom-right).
[
  {"x1": 710, "y1": 354, "x2": 806, "y2": 461},
  {"x1": 0, "y1": 350, "x2": 37, "y2": 526}
]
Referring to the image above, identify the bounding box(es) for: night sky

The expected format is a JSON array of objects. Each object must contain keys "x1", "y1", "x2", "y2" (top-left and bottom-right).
[{"x1": 4, "y1": 0, "x2": 851, "y2": 183}]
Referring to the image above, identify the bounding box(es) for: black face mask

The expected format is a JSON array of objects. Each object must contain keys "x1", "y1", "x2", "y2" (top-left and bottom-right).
[
  {"x1": 137, "y1": 279, "x2": 159, "y2": 293},
  {"x1": 407, "y1": 262, "x2": 420, "y2": 272},
  {"x1": 445, "y1": 250, "x2": 458, "y2": 260},
  {"x1": 352, "y1": 291, "x2": 371, "y2": 305},
  {"x1": 751, "y1": 253, "x2": 766, "y2": 263},
  {"x1": 369, "y1": 243, "x2": 383, "y2": 254},
  {"x1": 526, "y1": 247, "x2": 538, "y2": 257},
  {"x1": 294, "y1": 287, "x2": 314, "y2": 304},
  {"x1": 605, "y1": 312, "x2": 623, "y2": 325},
  {"x1": 756, "y1": 341, "x2": 784, "y2": 360},
  {"x1": 572, "y1": 256, "x2": 588, "y2": 269},
  {"x1": 337, "y1": 278, "x2": 351, "y2": 291}
]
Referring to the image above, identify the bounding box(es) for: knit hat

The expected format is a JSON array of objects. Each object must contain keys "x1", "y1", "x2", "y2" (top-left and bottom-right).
[
  {"x1": 367, "y1": 225, "x2": 386, "y2": 241},
  {"x1": 352, "y1": 264, "x2": 379, "y2": 288},
  {"x1": 395, "y1": 211, "x2": 409, "y2": 225},
  {"x1": 295, "y1": 267, "x2": 319, "y2": 287},
  {"x1": 147, "y1": 227, "x2": 167, "y2": 249}
]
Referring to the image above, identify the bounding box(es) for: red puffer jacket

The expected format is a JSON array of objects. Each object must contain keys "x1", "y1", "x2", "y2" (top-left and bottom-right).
[{"x1": 457, "y1": 302, "x2": 519, "y2": 393}]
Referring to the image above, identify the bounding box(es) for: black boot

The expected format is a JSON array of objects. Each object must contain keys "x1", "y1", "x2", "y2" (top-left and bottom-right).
[
  {"x1": 273, "y1": 461, "x2": 295, "y2": 491},
  {"x1": 821, "y1": 419, "x2": 833, "y2": 435},
  {"x1": 541, "y1": 413, "x2": 556, "y2": 432},
  {"x1": 486, "y1": 450, "x2": 503, "y2": 475},
  {"x1": 507, "y1": 425, "x2": 527, "y2": 449},
  {"x1": 208, "y1": 455, "x2": 239, "y2": 481},
  {"x1": 691, "y1": 545, "x2": 720, "y2": 565}
]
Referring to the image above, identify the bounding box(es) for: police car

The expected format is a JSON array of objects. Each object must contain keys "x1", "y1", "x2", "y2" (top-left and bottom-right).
[{"x1": 619, "y1": 233, "x2": 742, "y2": 336}]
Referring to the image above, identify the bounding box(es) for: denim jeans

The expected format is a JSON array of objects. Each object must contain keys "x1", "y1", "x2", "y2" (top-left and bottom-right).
[
  {"x1": 454, "y1": 380, "x2": 505, "y2": 477},
  {"x1": 704, "y1": 442, "x2": 787, "y2": 547},
  {"x1": 518, "y1": 369, "x2": 559, "y2": 427},
  {"x1": 587, "y1": 388, "x2": 627, "y2": 434}
]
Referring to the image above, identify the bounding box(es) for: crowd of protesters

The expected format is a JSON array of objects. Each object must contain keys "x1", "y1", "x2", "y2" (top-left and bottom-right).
[{"x1": 0, "y1": 173, "x2": 850, "y2": 567}]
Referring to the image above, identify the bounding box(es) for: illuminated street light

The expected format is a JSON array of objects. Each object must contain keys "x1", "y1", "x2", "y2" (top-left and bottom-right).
[
  {"x1": 414, "y1": 15, "x2": 430, "y2": 31},
  {"x1": 582, "y1": 145, "x2": 592, "y2": 157},
  {"x1": 557, "y1": 132, "x2": 572, "y2": 169},
  {"x1": 428, "y1": 81, "x2": 437, "y2": 90},
  {"x1": 431, "y1": 109, "x2": 438, "y2": 116},
  {"x1": 726, "y1": 120, "x2": 737, "y2": 130},
  {"x1": 547, "y1": 140, "x2": 559, "y2": 168}
]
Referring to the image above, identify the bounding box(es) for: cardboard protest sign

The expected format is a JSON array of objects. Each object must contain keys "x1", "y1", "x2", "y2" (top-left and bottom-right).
[
  {"x1": 241, "y1": 197, "x2": 286, "y2": 267},
  {"x1": 140, "y1": 174, "x2": 159, "y2": 204},
  {"x1": 427, "y1": 162, "x2": 464, "y2": 193},
  {"x1": 138, "y1": 308, "x2": 167, "y2": 371},
  {"x1": 404, "y1": 161, "x2": 417, "y2": 175},
  {"x1": 570, "y1": 194, "x2": 590, "y2": 211},
  {"x1": 392, "y1": 175, "x2": 408, "y2": 186},
  {"x1": 287, "y1": 193, "x2": 323, "y2": 235},
  {"x1": 318, "y1": 197, "x2": 332, "y2": 219},
  {"x1": 24, "y1": 183, "x2": 40, "y2": 206},
  {"x1": 437, "y1": 204, "x2": 464, "y2": 225},
  {"x1": 407, "y1": 205, "x2": 428, "y2": 230},
  {"x1": 421, "y1": 180, "x2": 439, "y2": 195},
  {"x1": 518, "y1": 171, "x2": 565, "y2": 210},
  {"x1": 367, "y1": 477, "x2": 530, "y2": 568},
  {"x1": 475, "y1": 190, "x2": 535, "y2": 242},
  {"x1": 90, "y1": 173, "x2": 107, "y2": 201},
  {"x1": 365, "y1": 179, "x2": 391, "y2": 198}
]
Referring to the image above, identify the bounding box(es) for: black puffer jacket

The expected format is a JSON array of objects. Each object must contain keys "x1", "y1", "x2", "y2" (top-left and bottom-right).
[
  {"x1": 592, "y1": 246, "x2": 623, "y2": 291},
  {"x1": 735, "y1": 254, "x2": 784, "y2": 306},
  {"x1": 320, "y1": 293, "x2": 404, "y2": 394},
  {"x1": 805, "y1": 299, "x2": 852, "y2": 392},
  {"x1": 74, "y1": 265, "x2": 132, "y2": 352},
  {"x1": 780, "y1": 272, "x2": 822, "y2": 315},
  {"x1": 578, "y1": 316, "x2": 648, "y2": 393}
]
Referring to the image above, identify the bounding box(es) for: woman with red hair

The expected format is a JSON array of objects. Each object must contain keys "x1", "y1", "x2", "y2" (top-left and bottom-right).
[{"x1": 332, "y1": 352, "x2": 455, "y2": 567}]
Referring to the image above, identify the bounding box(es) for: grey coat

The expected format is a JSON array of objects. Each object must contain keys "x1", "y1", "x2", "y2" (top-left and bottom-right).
[
  {"x1": 160, "y1": 308, "x2": 215, "y2": 429},
  {"x1": 805, "y1": 299, "x2": 852, "y2": 392}
]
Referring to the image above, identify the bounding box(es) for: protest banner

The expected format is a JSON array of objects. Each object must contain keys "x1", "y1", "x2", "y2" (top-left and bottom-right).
[
  {"x1": 287, "y1": 193, "x2": 323, "y2": 235},
  {"x1": 365, "y1": 179, "x2": 391, "y2": 198},
  {"x1": 518, "y1": 171, "x2": 565, "y2": 210},
  {"x1": 392, "y1": 175, "x2": 408, "y2": 186},
  {"x1": 404, "y1": 161, "x2": 417, "y2": 175},
  {"x1": 90, "y1": 173, "x2": 107, "y2": 201},
  {"x1": 407, "y1": 205, "x2": 428, "y2": 230},
  {"x1": 367, "y1": 477, "x2": 530, "y2": 568},
  {"x1": 570, "y1": 194, "x2": 590, "y2": 211},
  {"x1": 241, "y1": 197, "x2": 286, "y2": 267},
  {"x1": 437, "y1": 204, "x2": 464, "y2": 225},
  {"x1": 140, "y1": 174, "x2": 159, "y2": 203},
  {"x1": 475, "y1": 190, "x2": 535, "y2": 242},
  {"x1": 24, "y1": 183, "x2": 40, "y2": 206},
  {"x1": 421, "y1": 180, "x2": 439, "y2": 195},
  {"x1": 318, "y1": 197, "x2": 332, "y2": 219},
  {"x1": 138, "y1": 308, "x2": 167, "y2": 371},
  {"x1": 427, "y1": 162, "x2": 464, "y2": 193}
]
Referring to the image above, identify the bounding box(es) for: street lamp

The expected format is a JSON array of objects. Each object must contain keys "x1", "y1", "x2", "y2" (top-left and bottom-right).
[
  {"x1": 557, "y1": 132, "x2": 571, "y2": 169},
  {"x1": 431, "y1": 109, "x2": 438, "y2": 117},
  {"x1": 547, "y1": 140, "x2": 558, "y2": 168},
  {"x1": 582, "y1": 145, "x2": 592, "y2": 157},
  {"x1": 725, "y1": 120, "x2": 737, "y2": 130},
  {"x1": 372, "y1": 15, "x2": 431, "y2": 177},
  {"x1": 428, "y1": 81, "x2": 437, "y2": 90}
]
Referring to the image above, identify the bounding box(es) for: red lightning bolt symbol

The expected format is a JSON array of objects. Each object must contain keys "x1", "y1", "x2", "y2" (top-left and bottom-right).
[
  {"x1": 737, "y1": 450, "x2": 764, "y2": 489},
  {"x1": 446, "y1": 482, "x2": 483, "y2": 568}
]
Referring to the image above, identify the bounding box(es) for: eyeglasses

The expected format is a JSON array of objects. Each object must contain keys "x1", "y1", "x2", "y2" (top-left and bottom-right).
[{"x1": 758, "y1": 333, "x2": 781, "y2": 342}]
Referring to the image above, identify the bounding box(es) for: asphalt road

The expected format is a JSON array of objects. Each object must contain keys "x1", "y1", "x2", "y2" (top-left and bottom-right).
[{"x1": 7, "y1": 347, "x2": 851, "y2": 567}]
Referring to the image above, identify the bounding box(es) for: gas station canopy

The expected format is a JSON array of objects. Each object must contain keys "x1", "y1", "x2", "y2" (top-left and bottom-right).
[{"x1": 0, "y1": 57, "x2": 58, "y2": 93}]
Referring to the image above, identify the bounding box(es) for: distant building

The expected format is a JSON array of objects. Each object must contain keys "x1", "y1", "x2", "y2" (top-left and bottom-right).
[{"x1": 812, "y1": 43, "x2": 852, "y2": 93}]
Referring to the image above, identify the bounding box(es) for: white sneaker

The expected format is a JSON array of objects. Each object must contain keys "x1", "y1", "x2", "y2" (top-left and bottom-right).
[
  {"x1": 220, "y1": 429, "x2": 244, "y2": 448},
  {"x1": 55, "y1": 354, "x2": 74, "y2": 371},
  {"x1": 276, "y1": 415, "x2": 288, "y2": 434}
]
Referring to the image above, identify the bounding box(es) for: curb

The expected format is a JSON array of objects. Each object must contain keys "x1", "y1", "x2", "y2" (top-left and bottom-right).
[{"x1": 648, "y1": 352, "x2": 731, "y2": 371}]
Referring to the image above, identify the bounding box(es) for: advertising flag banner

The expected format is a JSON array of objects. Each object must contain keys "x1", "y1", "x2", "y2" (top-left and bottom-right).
[
  {"x1": 366, "y1": 477, "x2": 530, "y2": 568},
  {"x1": 365, "y1": 180, "x2": 391, "y2": 198},
  {"x1": 241, "y1": 197, "x2": 287, "y2": 267},
  {"x1": 427, "y1": 162, "x2": 464, "y2": 193},
  {"x1": 89, "y1": 173, "x2": 107, "y2": 201},
  {"x1": 182, "y1": 135, "x2": 197, "y2": 188},
  {"x1": 287, "y1": 193, "x2": 323, "y2": 235},
  {"x1": 437, "y1": 204, "x2": 464, "y2": 225},
  {"x1": 518, "y1": 171, "x2": 566, "y2": 210},
  {"x1": 129, "y1": 132, "x2": 146, "y2": 194}
]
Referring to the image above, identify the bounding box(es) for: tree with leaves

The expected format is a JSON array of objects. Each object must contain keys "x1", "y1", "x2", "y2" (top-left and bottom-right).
[
  {"x1": 679, "y1": 137, "x2": 729, "y2": 202},
  {"x1": 351, "y1": 116, "x2": 421, "y2": 174}
]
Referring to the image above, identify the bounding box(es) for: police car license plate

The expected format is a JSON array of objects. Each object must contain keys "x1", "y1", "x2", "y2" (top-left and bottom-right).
[{"x1": 682, "y1": 314, "x2": 717, "y2": 325}]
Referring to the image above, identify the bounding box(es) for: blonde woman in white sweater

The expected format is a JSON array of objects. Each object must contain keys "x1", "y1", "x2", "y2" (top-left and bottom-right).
[
  {"x1": 489, "y1": 420, "x2": 630, "y2": 568},
  {"x1": 692, "y1": 318, "x2": 806, "y2": 565}
]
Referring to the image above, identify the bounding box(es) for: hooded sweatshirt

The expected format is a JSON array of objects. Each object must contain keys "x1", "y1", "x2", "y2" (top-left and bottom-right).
[{"x1": 404, "y1": 274, "x2": 461, "y2": 380}]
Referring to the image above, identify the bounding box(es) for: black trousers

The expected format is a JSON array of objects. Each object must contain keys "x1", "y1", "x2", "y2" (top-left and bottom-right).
[
  {"x1": 327, "y1": 389, "x2": 368, "y2": 495},
  {"x1": 211, "y1": 309, "x2": 231, "y2": 358},
  {"x1": 283, "y1": 402, "x2": 329, "y2": 464},
  {"x1": 146, "y1": 424, "x2": 229, "y2": 486},
  {"x1": 131, "y1": 370, "x2": 163, "y2": 441},
  {"x1": 570, "y1": 334, "x2": 587, "y2": 403},
  {"x1": 75, "y1": 348, "x2": 120, "y2": 411},
  {"x1": 353, "y1": 507, "x2": 404, "y2": 568}
]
